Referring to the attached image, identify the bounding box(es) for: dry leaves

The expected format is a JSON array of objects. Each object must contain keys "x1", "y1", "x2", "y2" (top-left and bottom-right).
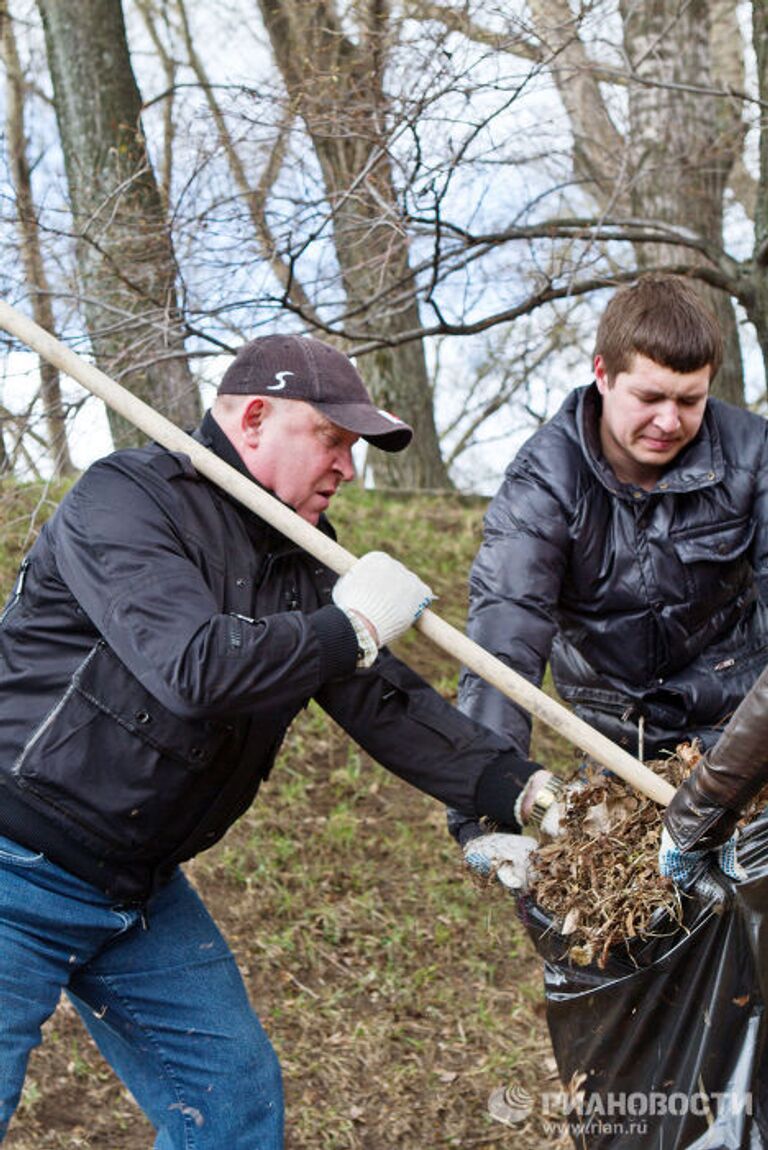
[{"x1": 527, "y1": 750, "x2": 697, "y2": 969}]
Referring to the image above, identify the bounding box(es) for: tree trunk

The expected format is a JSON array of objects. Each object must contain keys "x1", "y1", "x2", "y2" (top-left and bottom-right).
[
  {"x1": 0, "y1": 415, "x2": 8, "y2": 474},
  {"x1": 528, "y1": 0, "x2": 745, "y2": 403},
  {"x1": 1, "y1": 1, "x2": 75, "y2": 476},
  {"x1": 257, "y1": 0, "x2": 451, "y2": 488},
  {"x1": 36, "y1": 0, "x2": 200, "y2": 448},
  {"x1": 743, "y1": 0, "x2": 768, "y2": 383},
  {"x1": 619, "y1": 0, "x2": 745, "y2": 403}
]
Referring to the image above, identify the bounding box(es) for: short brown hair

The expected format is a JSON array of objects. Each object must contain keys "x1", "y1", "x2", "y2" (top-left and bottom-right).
[{"x1": 594, "y1": 274, "x2": 723, "y2": 383}]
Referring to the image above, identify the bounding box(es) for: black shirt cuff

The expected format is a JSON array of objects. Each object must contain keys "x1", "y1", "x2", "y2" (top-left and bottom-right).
[{"x1": 309, "y1": 604, "x2": 361, "y2": 680}]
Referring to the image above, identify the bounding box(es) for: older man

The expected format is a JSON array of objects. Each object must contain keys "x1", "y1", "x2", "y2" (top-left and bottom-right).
[{"x1": 0, "y1": 335, "x2": 539, "y2": 1148}]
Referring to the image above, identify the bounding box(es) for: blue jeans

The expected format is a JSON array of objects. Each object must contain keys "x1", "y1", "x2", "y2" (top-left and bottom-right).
[{"x1": 0, "y1": 835, "x2": 283, "y2": 1148}]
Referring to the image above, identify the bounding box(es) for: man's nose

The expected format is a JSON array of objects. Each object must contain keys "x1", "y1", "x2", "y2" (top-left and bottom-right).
[
  {"x1": 335, "y1": 447, "x2": 356, "y2": 482},
  {"x1": 654, "y1": 403, "x2": 681, "y2": 434}
]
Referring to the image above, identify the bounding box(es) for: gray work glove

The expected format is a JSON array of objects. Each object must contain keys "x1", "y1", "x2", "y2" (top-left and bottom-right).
[
  {"x1": 463, "y1": 832, "x2": 538, "y2": 891},
  {"x1": 333, "y1": 551, "x2": 433, "y2": 665},
  {"x1": 658, "y1": 826, "x2": 746, "y2": 890}
]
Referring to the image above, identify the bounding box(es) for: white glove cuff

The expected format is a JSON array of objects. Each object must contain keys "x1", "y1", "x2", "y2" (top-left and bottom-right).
[{"x1": 341, "y1": 608, "x2": 379, "y2": 669}]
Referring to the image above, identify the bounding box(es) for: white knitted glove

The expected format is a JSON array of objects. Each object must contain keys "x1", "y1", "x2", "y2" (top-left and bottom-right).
[
  {"x1": 332, "y1": 552, "x2": 433, "y2": 652},
  {"x1": 463, "y1": 833, "x2": 538, "y2": 891}
]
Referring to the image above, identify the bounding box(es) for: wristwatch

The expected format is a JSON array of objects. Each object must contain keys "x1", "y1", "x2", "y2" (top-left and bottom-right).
[{"x1": 525, "y1": 775, "x2": 566, "y2": 830}]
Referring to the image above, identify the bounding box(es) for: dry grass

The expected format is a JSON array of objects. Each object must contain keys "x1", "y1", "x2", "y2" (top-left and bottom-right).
[{"x1": 528, "y1": 756, "x2": 691, "y2": 969}]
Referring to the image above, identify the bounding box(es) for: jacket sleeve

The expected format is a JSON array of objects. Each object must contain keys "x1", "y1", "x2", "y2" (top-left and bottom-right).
[
  {"x1": 750, "y1": 424, "x2": 768, "y2": 606},
  {"x1": 458, "y1": 459, "x2": 570, "y2": 756},
  {"x1": 664, "y1": 663, "x2": 768, "y2": 850},
  {"x1": 315, "y1": 651, "x2": 540, "y2": 824},
  {"x1": 51, "y1": 458, "x2": 358, "y2": 719}
]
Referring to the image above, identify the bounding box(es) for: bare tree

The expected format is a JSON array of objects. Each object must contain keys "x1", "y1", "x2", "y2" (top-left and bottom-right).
[
  {"x1": 744, "y1": 0, "x2": 768, "y2": 376},
  {"x1": 415, "y1": 0, "x2": 750, "y2": 403},
  {"x1": 254, "y1": 0, "x2": 451, "y2": 488},
  {"x1": 623, "y1": 0, "x2": 745, "y2": 403},
  {"x1": 36, "y1": 0, "x2": 201, "y2": 448},
  {"x1": 4, "y1": 0, "x2": 766, "y2": 488},
  {"x1": 0, "y1": 0, "x2": 75, "y2": 474}
]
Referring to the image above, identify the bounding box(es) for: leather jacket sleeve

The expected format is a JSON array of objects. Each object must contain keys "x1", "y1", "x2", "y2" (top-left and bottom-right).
[
  {"x1": 750, "y1": 427, "x2": 768, "y2": 606},
  {"x1": 458, "y1": 462, "x2": 568, "y2": 756},
  {"x1": 664, "y1": 663, "x2": 768, "y2": 850}
]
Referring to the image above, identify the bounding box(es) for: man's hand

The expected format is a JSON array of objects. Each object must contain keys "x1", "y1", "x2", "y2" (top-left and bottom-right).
[
  {"x1": 332, "y1": 551, "x2": 433, "y2": 662},
  {"x1": 463, "y1": 833, "x2": 538, "y2": 891},
  {"x1": 658, "y1": 826, "x2": 746, "y2": 890}
]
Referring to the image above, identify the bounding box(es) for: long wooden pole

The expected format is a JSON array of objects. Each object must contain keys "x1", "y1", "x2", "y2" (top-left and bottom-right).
[{"x1": 0, "y1": 301, "x2": 674, "y2": 806}]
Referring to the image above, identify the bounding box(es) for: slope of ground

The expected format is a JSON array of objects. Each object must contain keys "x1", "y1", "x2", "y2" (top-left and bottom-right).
[{"x1": 0, "y1": 481, "x2": 574, "y2": 1149}]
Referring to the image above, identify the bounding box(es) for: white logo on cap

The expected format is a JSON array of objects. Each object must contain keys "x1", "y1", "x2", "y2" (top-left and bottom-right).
[
  {"x1": 268, "y1": 371, "x2": 295, "y2": 391},
  {"x1": 377, "y1": 409, "x2": 404, "y2": 425}
]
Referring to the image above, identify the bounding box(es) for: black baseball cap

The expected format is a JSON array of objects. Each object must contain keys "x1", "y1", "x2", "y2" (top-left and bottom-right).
[{"x1": 217, "y1": 335, "x2": 413, "y2": 452}]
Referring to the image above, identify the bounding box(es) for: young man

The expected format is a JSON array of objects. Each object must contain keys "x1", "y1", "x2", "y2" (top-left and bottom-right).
[
  {"x1": 455, "y1": 274, "x2": 768, "y2": 849},
  {"x1": 0, "y1": 334, "x2": 540, "y2": 1147}
]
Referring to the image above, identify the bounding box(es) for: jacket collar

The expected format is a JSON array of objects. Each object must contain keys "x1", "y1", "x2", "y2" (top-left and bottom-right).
[
  {"x1": 196, "y1": 408, "x2": 252, "y2": 481},
  {"x1": 577, "y1": 382, "x2": 724, "y2": 498}
]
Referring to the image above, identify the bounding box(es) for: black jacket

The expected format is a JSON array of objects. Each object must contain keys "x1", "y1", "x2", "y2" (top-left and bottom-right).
[
  {"x1": 459, "y1": 385, "x2": 768, "y2": 760},
  {"x1": 0, "y1": 414, "x2": 535, "y2": 900}
]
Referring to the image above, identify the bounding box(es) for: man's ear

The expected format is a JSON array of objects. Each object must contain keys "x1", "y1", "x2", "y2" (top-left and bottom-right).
[
  {"x1": 241, "y1": 397, "x2": 267, "y2": 446},
  {"x1": 594, "y1": 354, "x2": 609, "y2": 394}
]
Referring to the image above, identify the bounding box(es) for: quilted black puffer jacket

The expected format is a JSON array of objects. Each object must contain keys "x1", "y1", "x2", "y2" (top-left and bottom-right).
[{"x1": 459, "y1": 384, "x2": 768, "y2": 761}]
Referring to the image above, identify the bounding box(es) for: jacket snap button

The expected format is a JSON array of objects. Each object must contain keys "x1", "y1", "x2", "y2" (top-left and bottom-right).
[
  {"x1": 135, "y1": 710, "x2": 151, "y2": 724},
  {"x1": 236, "y1": 578, "x2": 246, "y2": 587},
  {"x1": 190, "y1": 747, "x2": 204, "y2": 760}
]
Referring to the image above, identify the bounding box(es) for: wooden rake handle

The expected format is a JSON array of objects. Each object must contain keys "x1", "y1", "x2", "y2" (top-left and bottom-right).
[{"x1": 0, "y1": 301, "x2": 674, "y2": 806}]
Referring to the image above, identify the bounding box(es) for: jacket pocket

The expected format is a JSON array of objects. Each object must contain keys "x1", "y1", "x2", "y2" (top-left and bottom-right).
[
  {"x1": 672, "y1": 516, "x2": 755, "y2": 564},
  {"x1": 13, "y1": 642, "x2": 236, "y2": 853},
  {"x1": 376, "y1": 659, "x2": 487, "y2": 754},
  {"x1": 671, "y1": 516, "x2": 755, "y2": 605}
]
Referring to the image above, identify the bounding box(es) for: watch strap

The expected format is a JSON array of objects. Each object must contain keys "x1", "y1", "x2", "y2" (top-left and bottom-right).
[{"x1": 526, "y1": 775, "x2": 566, "y2": 829}]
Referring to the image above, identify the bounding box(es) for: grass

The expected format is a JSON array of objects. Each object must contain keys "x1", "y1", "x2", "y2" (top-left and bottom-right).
[{"x1": 0, "y1": 480, "x2": 570, "y2": 1149}]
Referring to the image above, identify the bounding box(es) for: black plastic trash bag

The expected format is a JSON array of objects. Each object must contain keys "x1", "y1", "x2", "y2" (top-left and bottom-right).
[{"x1": 517, "y1": 808, "x2": 768, "y2": 1149}]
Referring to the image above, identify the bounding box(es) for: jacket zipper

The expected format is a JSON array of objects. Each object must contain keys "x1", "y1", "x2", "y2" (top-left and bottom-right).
[
  {"x1": 13, "y1": 644, "x2": 100, "y2": 779},
  {"x1": 0, "y1": 557, "x2": 29, "y2": 628}
]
